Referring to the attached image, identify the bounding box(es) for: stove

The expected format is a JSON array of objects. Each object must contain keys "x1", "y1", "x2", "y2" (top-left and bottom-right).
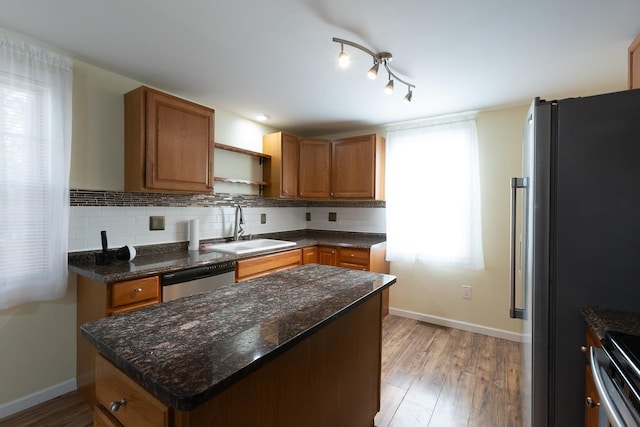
[
  {"x1": 604, "y1": 332, "x2": 640, "y2": 415},
  {"x1": 592, "y1": 331, "x2": 640, "y2": 426}
]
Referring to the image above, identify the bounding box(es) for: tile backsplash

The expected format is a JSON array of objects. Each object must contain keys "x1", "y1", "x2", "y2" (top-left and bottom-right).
[{"x1": 69, "y1": 190, "x2": 386, "y2": 252}]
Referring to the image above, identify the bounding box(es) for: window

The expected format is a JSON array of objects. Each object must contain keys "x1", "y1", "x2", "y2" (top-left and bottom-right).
[
  {"x1": 385, "y1": 118, "x2": 484, "y2": 269},
  {"x1": 0, "y1": 33, "x2": 72, "y2": 308}
]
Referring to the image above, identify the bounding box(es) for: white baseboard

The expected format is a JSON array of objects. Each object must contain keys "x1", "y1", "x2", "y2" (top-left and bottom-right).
[
  {"x1": 389, "y1": 307, "x2": 525, "y2": 343},
  {"x1": 0, "y1": 378, "x2": 76, "y2": 420}
]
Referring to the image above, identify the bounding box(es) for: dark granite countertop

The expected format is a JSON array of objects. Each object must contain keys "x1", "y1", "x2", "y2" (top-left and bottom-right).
[
  {"x1": 580, "y1": 305, "x2": 640, "y2": 340},
  {"x1": 80, "y1": 264, "x2": 396, "y2": 411},
  {"x1": 68, "y1": 229, "x2": 386, "y2": 283}
]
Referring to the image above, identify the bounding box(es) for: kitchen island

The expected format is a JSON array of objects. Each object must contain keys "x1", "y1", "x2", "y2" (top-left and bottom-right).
[{"x1": 81, "y1": 264, "x2": 396, "y2": 426}]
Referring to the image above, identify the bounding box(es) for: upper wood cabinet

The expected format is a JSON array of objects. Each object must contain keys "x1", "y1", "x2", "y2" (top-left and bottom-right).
[
  {"x1": 332, "y1": 134, "x2": 385, "y2": 200},
  {"x1": 629, "y1": 34, "x2": 640, "y2": 89},
  {"x1": 263, "y1": 132, "x2": 385, "y2": 200},
  {"x1": 299, "y1": 138, "x2": 331, "y2": 199},
  {"x1": 263, "y1": 132, "x2": 299, "y2": 198},
  {"x1": 124, "y1": 86, "x2": 215, "y2": 193}
]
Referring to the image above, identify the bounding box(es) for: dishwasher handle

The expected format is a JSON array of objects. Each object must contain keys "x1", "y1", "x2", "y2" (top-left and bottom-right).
[{"x1": 161, "y1": 261, "x2": 236, "y2": 286}]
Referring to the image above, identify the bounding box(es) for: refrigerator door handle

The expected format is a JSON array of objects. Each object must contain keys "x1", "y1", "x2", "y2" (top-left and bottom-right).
[{"x1": 509, "y1": 177, "x2": 528, "y2": 319}]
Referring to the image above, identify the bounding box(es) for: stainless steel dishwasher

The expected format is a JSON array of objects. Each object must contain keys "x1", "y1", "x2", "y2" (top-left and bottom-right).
[{"x1": 160, "y1": 260, "x2": 236, "y2": 302}]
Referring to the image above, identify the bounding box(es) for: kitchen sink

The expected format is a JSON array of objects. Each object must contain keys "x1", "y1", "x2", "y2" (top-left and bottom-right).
[{"x1": 200, "y1": 239, "x2": 297, "y2": 255}]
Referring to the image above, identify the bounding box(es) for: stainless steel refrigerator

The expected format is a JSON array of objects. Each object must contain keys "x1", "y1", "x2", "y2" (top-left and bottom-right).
[{"x1": 510, "y1": 89, "x2": 640, "y2": 426}]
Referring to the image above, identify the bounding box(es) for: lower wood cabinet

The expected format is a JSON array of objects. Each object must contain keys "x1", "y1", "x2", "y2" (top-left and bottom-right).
[
  {"x1": 584, "y1": 326, "x2": 602, "y2": 427},
  {"x1": 77, "y1": 276, "x2": 160, "y2": 407},
  {"x1": 235, "y1": 249, "x2": 302, "y2": 281},
  {"x1": 317, "y1": 246, "x2": 337, "y2": 266},
  {"x1": 302, "y1": 246, "x2": 318, "y2": 264},
  {"x1": 95, "y1": 354, "x2": 169, "y2": 427}
]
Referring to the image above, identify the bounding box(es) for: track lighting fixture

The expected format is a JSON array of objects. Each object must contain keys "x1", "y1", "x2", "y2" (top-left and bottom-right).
[
  {"x1": 404, "y1": 88, "x2": 413, "y2": 103},
  {"x1": 332, "y1": 37, "x2": 415, "y2": 101},
  {"x1": 384, "y1": 72, "x2": 394, "y2": 95}
]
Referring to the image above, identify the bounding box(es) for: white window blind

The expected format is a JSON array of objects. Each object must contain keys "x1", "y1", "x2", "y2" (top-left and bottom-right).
[
  {"x1": 0, "y1": 32, "x2": 72, "y2": 309},
  {"x1": 385, "y1": 118, "x2": 484, "y2": 269}
]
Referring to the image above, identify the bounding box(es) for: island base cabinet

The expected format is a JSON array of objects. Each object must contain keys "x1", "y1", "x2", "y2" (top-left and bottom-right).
[
  {"x1": 95, "y1": 354, "x2": 170, "y2": 427},
  {"x1": 174, "y1": 293, "x2": 383, "y2": 427}
]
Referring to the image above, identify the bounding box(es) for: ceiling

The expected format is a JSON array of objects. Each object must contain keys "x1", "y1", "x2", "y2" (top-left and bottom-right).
[{"x1": 0, "y1": 0, "x2": 639, "y2": 136}]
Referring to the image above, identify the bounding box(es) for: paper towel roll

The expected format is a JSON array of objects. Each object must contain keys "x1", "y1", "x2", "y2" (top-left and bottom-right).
[{"x1": 188, "y1": 219, "x2": 199, "y2": 251}]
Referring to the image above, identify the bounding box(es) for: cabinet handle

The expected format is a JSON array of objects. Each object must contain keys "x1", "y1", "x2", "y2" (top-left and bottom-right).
[
  {"x1": 581, "y1": 345, "x2": 588, "y2": 353},
  {"x1": 134, "y1": 287, "x2": 143, "y2": 293},
  {"x1": 109, "y1": 398, "x2": 127, "y2": 412},
  {"x1": 585, "y1": 396, "x2": 599, "y2": 408}
]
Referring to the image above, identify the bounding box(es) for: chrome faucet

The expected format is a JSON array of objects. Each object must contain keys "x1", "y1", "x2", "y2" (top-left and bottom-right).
[{"x1": 233, "y1": 204, "x2": 245, "y2": 241}]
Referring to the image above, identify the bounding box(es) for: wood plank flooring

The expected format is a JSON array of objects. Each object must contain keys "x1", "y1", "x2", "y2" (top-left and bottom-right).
[
  {"x1": 0, "y1": 315, "x2": 522, "y2": 427},
  {"x1": 375, "y1": 315, "x2": 523, "y2": 427}
]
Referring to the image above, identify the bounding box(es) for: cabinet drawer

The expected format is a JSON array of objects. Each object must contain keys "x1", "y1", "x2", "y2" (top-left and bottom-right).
[
  {"x1": 338, "y1": 248, "x2": 370, "y2": 266},
  {"x1": 95, "y1": 354, "x2": 169, "y2": 427},
  {"x1": 94, "y1": 405, "x2": 123, "y2": 427},
  {"x1": 111, "y1": 277, "x2": 159, "y2": 310},
  {"x1": 236, "y1": 249, "x2": 302, "y2": 281}
]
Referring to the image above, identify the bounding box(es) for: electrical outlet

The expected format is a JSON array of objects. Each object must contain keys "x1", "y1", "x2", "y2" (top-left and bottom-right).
[
  {"x1": 328, "y1": 212, "x2": 337, "y2": 222},
  {"x1": 462, "y1": 285, "x2": 472, "y2": 299},
  {"x1": 149, "y1": 216, "x2": 165, "y2": 231},
  {"x1": 261, "y1": 213, "x2": 266, "y2": 224},
  {"x1": 306, "y1": 212, "x2": 311, "y2": 221}
]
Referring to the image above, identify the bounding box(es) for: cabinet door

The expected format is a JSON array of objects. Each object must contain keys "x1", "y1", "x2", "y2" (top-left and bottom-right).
[
  {"x1": 332, "y1": 134, "x2": 384, "y2": 199},
  {"x1": 318, "y1": 246, "x2": 338, "y2": 266},
  {"x1": 263, "y1": 132, "x2": 299, "y2": 198},
  {"x1": 299, "y1": 139, "x2": 331, "y2": 199},
  {"x1": 145, "y1": 89, "x2": 214, "y2": 192},
  {"x1": 629, "y1": 33, "x2": 640, "y2": 89},
  {"x1": 302, "y1": 247, "x2": 318, "y2": 264}
]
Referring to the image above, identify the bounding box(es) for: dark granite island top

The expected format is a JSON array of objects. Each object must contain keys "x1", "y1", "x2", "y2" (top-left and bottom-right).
[{"x1": 81, "y1": 264, "x2": 396, "y2": 414}]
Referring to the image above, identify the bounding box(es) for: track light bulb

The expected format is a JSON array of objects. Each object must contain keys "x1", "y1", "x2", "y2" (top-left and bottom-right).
[
  {"x1": 384, "y1": 79, "x2": 394, "y2": 95},
  {"x1": 367, "y1": 62, "x2": 379, "y2": 80},
  {"x1": 338, "y1": 44, "x2": 350, "y2": 68}
]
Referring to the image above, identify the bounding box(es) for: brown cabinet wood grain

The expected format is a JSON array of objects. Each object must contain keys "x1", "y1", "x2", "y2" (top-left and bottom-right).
[
  {"x1": 331, "y1": 134, "x2": 385, "y2": 200},
  {"x1": 302, "y1": 246, "x2": 318, "y2": 264},
  {"x1": 235, "y1": 249, "x2": 302, "y2": 281},
  {"x1": 77, "y1": 276, "x2": 161, "y2": 408},
  {"x1": 124, "y1": 86, "x2": 215, "y2": 193},
  {"x1": 263, "y1": 132, "x2": 385, "y2": 200},
  {"x1": 299, "y1": 138, "x2": 331, "y2": 199},
  {"x1": 95, "y1": 354, "x2": 169, "y2": 427},
  {"x1": 317, "y1": 246, "x2": 338, "y2": 266},
  {"x1": 584, "y1": 326, "x2": 602, "y2": 427},
  {"x1": 629, "y1": 34, "x2": 640, "y2": 89},
  {"x1": 262, "y1": 132, "x2": 299, "y2": 198}
]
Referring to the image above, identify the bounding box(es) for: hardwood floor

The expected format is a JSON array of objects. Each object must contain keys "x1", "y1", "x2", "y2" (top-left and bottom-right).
[
  {"x1": 375, "y1": 315, "x2": 522, "y2": 427},
  {"x1": 0, "y1": 315, "x2": 522, "y2": 426},
  {"x1": 0, "y1": 390, "x2": 92, "y2": 427}
]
